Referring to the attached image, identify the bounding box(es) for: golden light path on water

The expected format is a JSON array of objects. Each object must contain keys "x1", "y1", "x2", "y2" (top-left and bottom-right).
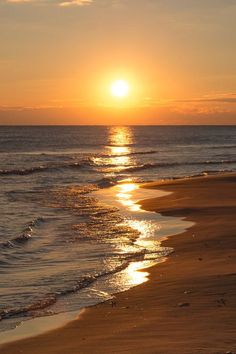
[
  {"x1": 109, "y1": 181, "x2": 163, "y2": 287},
  {"x1": 102, "y1": 180, "x2": 191, "y2": 287},
  {"x1": 107, "y1": 126, "x2": 133, "y2": 169},
  {"x1": 94, "y1": 126, "x2": 192, "y2": 288}
]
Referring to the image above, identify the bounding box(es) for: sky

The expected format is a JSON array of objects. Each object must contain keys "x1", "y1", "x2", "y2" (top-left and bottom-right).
[{"x1": 0, "y1": 0, "x2": 236, "y2": 125}]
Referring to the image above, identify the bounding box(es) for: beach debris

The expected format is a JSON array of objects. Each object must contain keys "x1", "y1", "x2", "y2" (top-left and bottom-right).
[
  {"x1": 184, "y1": 290, "x2": 192, "y2": 295},
  {"x1": 178, "y1": 302, "x2": 190, "y2": 308},
  {"x1": 110, "y1": 300, "x2": 117, "y2": 307},
  {"x1": 198, "y1": 257, "x2": 203, "y2": 261},
  {"x1": 226, "y1": 351, "x2": 233, "y2": 354}
]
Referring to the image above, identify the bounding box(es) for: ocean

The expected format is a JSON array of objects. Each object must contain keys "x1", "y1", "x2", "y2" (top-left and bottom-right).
[{"x1": 0, "y1": 125, "x2": 235, "y2": 335}]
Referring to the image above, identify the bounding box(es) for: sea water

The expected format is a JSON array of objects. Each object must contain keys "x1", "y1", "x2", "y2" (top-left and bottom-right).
[{"x1": 0, "y1": 125, "x2": 235, "y2": 335}]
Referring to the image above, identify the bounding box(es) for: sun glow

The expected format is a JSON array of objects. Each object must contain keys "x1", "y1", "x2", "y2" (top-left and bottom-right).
[{"x1": 111, "y1": 80, "x2": 129, "y2": 98}]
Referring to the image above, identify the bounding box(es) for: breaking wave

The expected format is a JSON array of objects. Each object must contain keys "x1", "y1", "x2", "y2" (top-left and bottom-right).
[
  {"x1": 1, "y1": 156, "x2": 236, "y2": 177},
  {"x1": 0, "y1": 218, "x2": 45, "y2": 249},
  {"x1": 0, "y1": 247, "x2": 167, "y2": 322},
  {"x1": 119, "y1": 160, "x2": 236, "y2": 173}
]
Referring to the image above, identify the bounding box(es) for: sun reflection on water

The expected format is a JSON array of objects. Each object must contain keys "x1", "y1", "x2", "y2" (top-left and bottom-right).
[
  {"x1": 120, "y1": 261, "x2": 150, "y2": 286},
  {"x1": 111, "y1": 146, "x2": 129, "y2": 155},
  {"x1": 109, "y1": 126, "x2": 133, "y2": 147},
  {"x1": 115, "y1": 182, "x2": 160, "y2": 243},
  {"x1": 107, "y1": 126, "x2": 133, "y2": 169},
  {"x1": 104, "y1": 127, "x2": 164, "y2": 288},
  {"x1": 116, "y1": 183, "x2": 141, "y2": 211}
]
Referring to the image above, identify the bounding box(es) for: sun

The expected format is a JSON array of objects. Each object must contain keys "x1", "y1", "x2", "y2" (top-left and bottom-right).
[{"x1": 111, "y1": 80, "x2": 129, "y2": 98}]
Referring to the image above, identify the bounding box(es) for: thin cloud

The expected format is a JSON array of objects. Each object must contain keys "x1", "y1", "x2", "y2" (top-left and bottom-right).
[
  {"x1": 6, "y1": 0, "x2": 34, "y2": 2},
  {"x1": 173, "y1": 93, "x2": 236, "y2": 104},
  {"x1": 5, "y1": 0, "x2": 93, "y2": 6},
  {"x1": 59, "y1": 0, "x2": 92, "y2": 6}
]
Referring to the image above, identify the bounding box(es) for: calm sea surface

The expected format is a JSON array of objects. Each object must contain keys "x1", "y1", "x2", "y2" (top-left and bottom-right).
[{"x1": 0, "y1": 125, "x2": 235, "y2": 333}]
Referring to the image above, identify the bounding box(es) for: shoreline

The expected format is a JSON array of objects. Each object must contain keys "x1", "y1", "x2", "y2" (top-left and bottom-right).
[
  {"x1": 0, "y1": 180, "x2": 190, "y2": 345},
  {"x1": 1, "y1": 172, "x2": 236, "y2": 353}
]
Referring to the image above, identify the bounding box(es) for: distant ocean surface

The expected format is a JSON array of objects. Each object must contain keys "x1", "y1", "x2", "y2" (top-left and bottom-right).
[{"x1": 0, "y1": 125, "x2": 235, "y2": 334}]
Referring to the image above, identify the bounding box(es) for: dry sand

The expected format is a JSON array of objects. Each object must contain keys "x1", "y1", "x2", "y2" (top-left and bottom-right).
[{"x1": 0, "y1": 173, "x2": 236, "y2": 354}]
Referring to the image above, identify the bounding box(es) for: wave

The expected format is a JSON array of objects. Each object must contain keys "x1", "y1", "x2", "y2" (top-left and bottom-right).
[
  {"x1": 0, "y1": 162, "x2": 85, "y2": 177},
  {"x1": 0, "y1": 247, "x2": 168, "y2": 322},
  {"x1": 129, "y1": 150, "x2": 157, "y2": 156},
  {"x1": 0, "y1": 166, "x2": 51, "y2": 176},
  {"x1": 0, "y1": 151, "x2": 158, "y2": 177},
  {"x1": 96, "y1": 176, "x2": 120, "y2": 188},
  {"x1": 99, "y1": 150, "x2": 157, "y2": 158},
  {"x1": 195, "y1": 169, "x2": 234, "y2": 176},
  {"x1": 118, "y1": 160, "x2": 236, "y2": 173},
  {"x1": 210, "y1": 144, "x2": 236, "y2": 150},
  {"x1": 1, "y1": 218, "x2": 45, "y2": 249},
  {"x1": 166, "y1": 169, "x2": 235, "y2": 180},
  {"x1": 1, "y1": 155, "x2": 236, "y2": 177}
]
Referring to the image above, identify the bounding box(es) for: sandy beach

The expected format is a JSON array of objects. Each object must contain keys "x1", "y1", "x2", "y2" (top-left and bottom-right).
[{"x1": 0, "y1": 173, "x2": 235, "y2": 354}]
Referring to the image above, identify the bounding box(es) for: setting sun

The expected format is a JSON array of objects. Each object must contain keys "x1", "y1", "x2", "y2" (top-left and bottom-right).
[
  {"x1": 0, "y1": 0, "x2": 235, "y2": 352},
  {"x1": 111, "y1": 80, "x2": 129, "y2": 98}
]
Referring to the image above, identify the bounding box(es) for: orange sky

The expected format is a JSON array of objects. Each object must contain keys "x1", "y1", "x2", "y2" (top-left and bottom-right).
[{"x1": 0, "y1": 0, "x2": 236, "y2": 124}]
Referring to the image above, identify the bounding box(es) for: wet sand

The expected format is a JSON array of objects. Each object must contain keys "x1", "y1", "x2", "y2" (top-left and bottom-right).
[{"x1": 1, "y1": 173, "x2": 236, "y2": 354}]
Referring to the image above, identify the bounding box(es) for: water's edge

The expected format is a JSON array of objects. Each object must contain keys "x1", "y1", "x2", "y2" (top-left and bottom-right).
[{"x1": 0, "y1": 183, "x2": 193, "y2": 346}]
